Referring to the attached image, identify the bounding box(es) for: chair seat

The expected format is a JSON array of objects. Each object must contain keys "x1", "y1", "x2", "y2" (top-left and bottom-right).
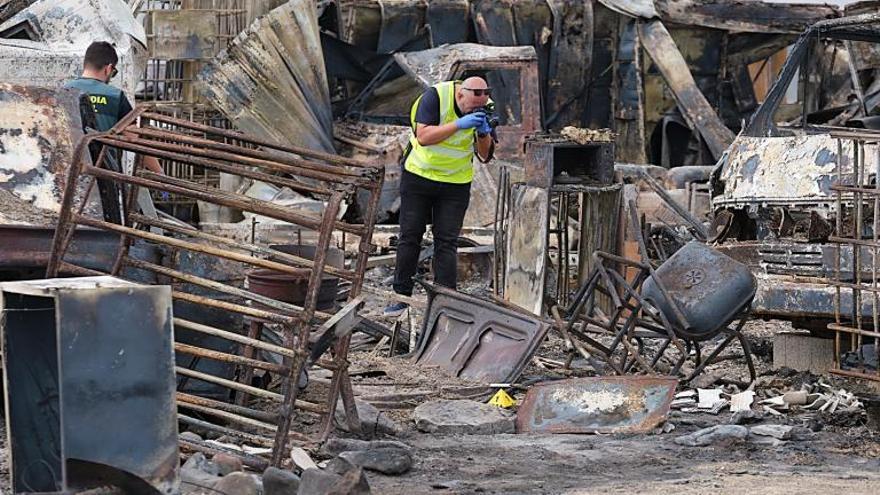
[{"x1": 642, "y1": 242, "x2": 756, "y2": 340}]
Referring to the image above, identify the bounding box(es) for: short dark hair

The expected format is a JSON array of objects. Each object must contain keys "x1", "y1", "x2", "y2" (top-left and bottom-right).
[{"x1": 84, "y1": 41, "x2": 118, "y2": 70}]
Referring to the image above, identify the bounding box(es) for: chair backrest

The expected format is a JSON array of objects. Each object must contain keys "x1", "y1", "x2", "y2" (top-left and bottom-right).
[{"x1": 641, "y1": 242, "x2": 757, "y2": 341}]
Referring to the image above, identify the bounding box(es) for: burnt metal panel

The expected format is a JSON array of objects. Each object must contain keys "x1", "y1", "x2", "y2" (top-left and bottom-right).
[
  {"x1": 544, "y1": 0, "x2": 592, "y2": 130},
  {"x1": 515, "y1": 376, "x2": 678, "y2": 434},
  {"x1": 147, "y1": 10, "x2": 220, "y2": 60},
  {"x1": 503, "y1": 184, "x2": 548, "y2": 315},
  {"x1": 638, "y1": 20, "x2": 734, "y2": 160},
  {"x1": 425, "y1": 0, "x2": 470, "y2": 46},
  {"x1": 198, "y1": 0, "x2": 335, "y2": 154},
  {"x1": 1, "y1": 276, "x2": 178, "y2": 493},
  {"x1": 376, "y1": 0, "x2": 426, "y2": 53},
  {"x1": 642, "y1": 241, "x2": 756, "y2": 340},
  {"x1": 414, "y1": 280, "x2": 551, "y2": 383}
]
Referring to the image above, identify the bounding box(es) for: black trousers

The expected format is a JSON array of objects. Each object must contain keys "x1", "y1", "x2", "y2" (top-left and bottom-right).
[{"x1": 393, "y1": 168, "x2": 471, "y2": 296}]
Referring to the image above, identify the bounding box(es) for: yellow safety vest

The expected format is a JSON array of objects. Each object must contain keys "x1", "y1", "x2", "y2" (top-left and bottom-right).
[{"x1": 404, "y1": 81, "x2": 474, "y2": 184}]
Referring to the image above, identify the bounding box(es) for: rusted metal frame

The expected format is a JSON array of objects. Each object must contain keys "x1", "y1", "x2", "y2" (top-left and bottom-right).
[
  {"x1": 834, "y1": 139, "x2": 844, "y2": 370},
  {"x1": 178, "y1": 414, "x2": 275, "y2": 448},
  {"x1": 311, "y1": 298, "x2": 366, "y2": 439},
  {"x1": 130, "y1": 125, "x2": 370, "y2": 178},
  {"x1": 551, "y1": 306, "x2": 622, "y2": 374},
  {"x1": 626, "y1": 200, "x2": 691, "y2": 331},
  {"x1": 103, "y1": 133, "x2": 371, "y2": 190},
  {"x1": 687, "y1": 307, "x2": 756, "y2": 385},
  {"x1": 175, "y1": 366, "x2": 327, "y2": 415},
  {"x1": 236, "y1": 321, "x2": 264, "y2": 406},
  {"x1": 179, "y1": 438, "x2": 269, "y2": 471},
  {"x1": 81, "y1": 165, "x2": 365, "y2": 236},
  {"x1": 333, "y1": 132, "x2": 387, "y2": 154},
  {"x1": 46, "y1": 136, "x2": 98, "y2": 277},
  {"x1": 96, "y1": 135, "x2": 342, "y2": 197},
  {"x1": 271, "y1": 192, "x2": 344, "y2": 466},
  {"x1": 140, "y1": 111, "x2": 378, "y2": 170},
  {"x1": 174, "y1": 342, "x2": 287, "y2": 374},
  {"x1": 851, "y1": 141, "x2": 864, "y2": 360},
  {"x1": 179, "y1": 400, "x2": 278, "y2": 434},
  {"x1": 348, "y1": 166, "x2": 386, "y2": 297},
  {"x1": 124, "y1": 257, "x2": 330, "y2": 319},
  {"x1": 75, "y1": 214, "x2": 325, "y2": 279},
  {"x1": 603, "y1": 266, "x2": 688, "y2": 358},
  {"x1": 828, "y1": 323, "x2": 880, "y2": 339},
  {"x1": 873, "y1": 144, "x2": 880, "y2": 378},
  {"x1": 130, "y1": 213, "x2": 357, "y2": 281},
  {"x1": 177, "y1": 392, "x2": 279, "y2": 424},
  {"x1": 174, "y1": 317, "x2": 295, "y2": 357},
  {"x1": 493, "y1": 166, "x2": 509, "y2": 296},
  {"x1": 316, "y1": 174, "x2": 382, "y2": 439},
  {"x1": 172, "y1": 291, "x2": 295, "y2": 325},
  {"x1": 144, "y1": 169, "x2": 365, "y2": 236},
  {"x1": 829, "y1": 368, "x2": 880, "y2": 382}
]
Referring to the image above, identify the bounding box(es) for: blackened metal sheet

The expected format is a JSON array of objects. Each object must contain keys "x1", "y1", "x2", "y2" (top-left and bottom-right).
[
  {"x1": 376, "y1": 0, "x2": 426, "y2": 53},
  {"x1": 512, "y1": 0, "x2": 552, "y2": 121},
  {"x1": 515, "y1": 376, "x2": 678, "y2": 434},
  {"x1": 414, "y1": 280, "x2": 551, "y2": 383},
  {"x1": 655, "y1": 0, "x2": 837, "y2": 34},
  {"x1": 544, "y1": 0, "x2": 592, "y2": 129},
  {"x1": 1, "y1": 277, "x2": 178, "y2": 493},
  {"x1": 426, "y1": 0, "x2": 470, "y2": 46},
  {"x1": 472, "y1": 0, "x2": 518, "y2": 120},
  {"x1": 642, "y1": 241, "x2": 756, "y2": 339}
]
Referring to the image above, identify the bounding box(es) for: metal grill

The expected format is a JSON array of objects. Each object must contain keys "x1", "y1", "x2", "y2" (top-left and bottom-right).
[
  {"x1": 46, "y1": 108, "x2": 385, "y2": 467},
  {"x1": 829, "y1": 136, "x2": 880, "y2": 381}
]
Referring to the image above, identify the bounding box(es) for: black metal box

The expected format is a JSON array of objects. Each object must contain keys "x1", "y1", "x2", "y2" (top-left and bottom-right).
[
  {"x1": 524, "y1": 137, "x2": 615, "y2": 188},
  {"x1": 0, "y1": 276, "x2": 178, "y2": 494}
]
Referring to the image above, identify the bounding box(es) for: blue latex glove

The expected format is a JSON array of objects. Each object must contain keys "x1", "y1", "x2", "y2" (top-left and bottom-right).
[
  {"x1": 476, "y1": 118, "x2": 493, "y2": 135},
  {"x1": 455, "y1": 111, "x2": 486, "y2": 130}
]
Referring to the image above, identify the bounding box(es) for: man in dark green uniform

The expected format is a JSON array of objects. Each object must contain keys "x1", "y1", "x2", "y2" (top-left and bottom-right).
[{"x1": 65, "y1": 41, "x2": 162, "y2": 173}]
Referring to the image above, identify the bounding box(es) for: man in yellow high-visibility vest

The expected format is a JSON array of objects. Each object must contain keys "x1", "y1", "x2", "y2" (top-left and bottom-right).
[{"x1": 385, "y1": 77, "x2": 495, "y2": 316}]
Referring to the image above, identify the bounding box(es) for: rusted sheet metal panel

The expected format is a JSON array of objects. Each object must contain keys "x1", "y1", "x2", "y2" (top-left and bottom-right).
[
  {"x1": 655, "y1": 0, "x2": 838, "y2": 34},
  {"x1": 639, "y1": 20, "x2": 734, "y2": 160},
  {"x1": 516, "y1": 376, "x2": 678, "y2": 434},
  {"x1": 0, "y1": 84, "x2": 101, "y2": 224},
  {"x1": 393, "y1": 43, "x2": 537, "y2": 88},
  {"x1": 414, "y1": 280, "x2": 551, "y2": 383},
  {"x1": 714, "y1": 134, "x2": 877, "y2": 208},
  {"x1": 504, "y1": 184, "x2": 548, "y2": 315},
  {"x1": 148, "y1": 9, "x2": 220, "y2": 60},
  {"x1": 199, "y1": 0, "x2": 335, "y2": 153}
]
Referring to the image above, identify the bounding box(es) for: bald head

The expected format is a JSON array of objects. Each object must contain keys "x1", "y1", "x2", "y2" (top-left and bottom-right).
[{"x1": 456, "y1": 76, "x2": 490, "y2": 113}]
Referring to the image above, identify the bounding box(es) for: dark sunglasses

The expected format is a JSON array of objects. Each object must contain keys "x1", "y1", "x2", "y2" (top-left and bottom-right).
[
  {"x1": 109, "y1": 66, "x2": 118, "y2": 79},
  {"x1": 462, "y1": 87, "x2": 491, "y2": 96}
]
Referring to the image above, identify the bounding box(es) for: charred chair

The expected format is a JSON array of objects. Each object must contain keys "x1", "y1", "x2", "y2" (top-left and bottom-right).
[{"x1": 554, "y1": 242, "x2": 757, "y2": 386}]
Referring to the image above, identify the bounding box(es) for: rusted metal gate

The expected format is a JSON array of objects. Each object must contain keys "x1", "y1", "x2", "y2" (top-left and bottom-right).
[
  {"x1": 828, "y1": 136, "x2": 880, "y2": 381},
  {"x1": 46, "y1": 108, "x2": 384, "y2": 467}
]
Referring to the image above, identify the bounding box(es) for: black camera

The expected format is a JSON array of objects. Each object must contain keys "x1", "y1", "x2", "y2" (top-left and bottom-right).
[{"x1": 481, "y1": 102, "x2": 500, "y2": 129}]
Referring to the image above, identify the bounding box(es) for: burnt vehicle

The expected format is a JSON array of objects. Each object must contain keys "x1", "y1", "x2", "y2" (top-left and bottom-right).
[{"x1": 710, "y1": 13, "x2": 880, "y2": 330}]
